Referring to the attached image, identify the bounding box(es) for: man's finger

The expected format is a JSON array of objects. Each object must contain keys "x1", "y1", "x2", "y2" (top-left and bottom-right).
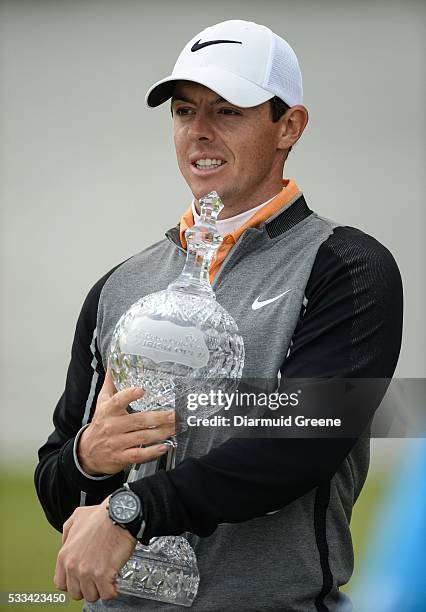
[
  {"x1": 123, "y1": 424, "x2": 175, "y2": 449},
  {"x1": 103, "y1": 386, "x2": 145, "y2": 417},
  {"x1": 54, "y1": 554, "x2": 67, "y2": 592},
  {"x1": 79, "y1": 575, "x2": 100, "y2": 603},
  {"x1": 65, "y1": 569, "x2": 83, "y2": 601},
  {"x1": 126, "y1": 409, "x2": 175, "y2": 432},
  {"x1": 122, "y1": 443, "x2": 169, "y2": 465},
  {"x1": 97, "y1": 368, "x2": 117, "y2": 402},
  {"x1": 95, "y1": 571, "x2": 118, "y2": 601}
]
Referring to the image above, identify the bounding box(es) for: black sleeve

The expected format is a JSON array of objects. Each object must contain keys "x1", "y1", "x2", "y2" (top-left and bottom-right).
[
  {"x1": 129, "y1": 227, "x2": 403, "y2": 543},
  {"x1": 34, "y1": 268, "x2": 125, "y2": 533}
]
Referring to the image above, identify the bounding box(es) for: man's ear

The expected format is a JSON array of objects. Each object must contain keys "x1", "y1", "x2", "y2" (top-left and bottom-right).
[{"x1": 277, "y1": 105, "x2": 309, "y2": 151}]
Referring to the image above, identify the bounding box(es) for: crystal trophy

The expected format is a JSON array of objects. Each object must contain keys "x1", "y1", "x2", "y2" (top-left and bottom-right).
[{"x1": 108, "y1": 191, "x2": 245, "y2": 606}]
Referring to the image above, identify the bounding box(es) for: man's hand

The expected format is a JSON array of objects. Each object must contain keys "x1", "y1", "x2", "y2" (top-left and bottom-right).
[
  {"x1": 54, "y1": 499, "x2": 135, "y2": 602},
  {"x1": 78, "y1": 368, "x2": 175, "y2": 475}
]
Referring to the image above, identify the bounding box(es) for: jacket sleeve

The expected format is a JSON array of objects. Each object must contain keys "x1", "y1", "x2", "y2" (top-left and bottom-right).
[
  {"x1": 34, "y1": 269, "x2": 125, "y2": 532},
  {"x1": 128, "y1": 226, "x2": 404, "y2": 543}
]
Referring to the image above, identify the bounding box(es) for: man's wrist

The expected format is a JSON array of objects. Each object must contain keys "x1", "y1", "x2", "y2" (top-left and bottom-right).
[{"x1": 74, "y1": 424, "x2": 112, "y2": 479}]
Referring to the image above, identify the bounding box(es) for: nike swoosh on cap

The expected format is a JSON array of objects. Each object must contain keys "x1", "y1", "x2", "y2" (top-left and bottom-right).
[
  {"x1": 252, "y1": 289, "x2": 292, "y2": 311},
  {"x1": 191, "y1": 39, "x2": 242, "y2": 52}
]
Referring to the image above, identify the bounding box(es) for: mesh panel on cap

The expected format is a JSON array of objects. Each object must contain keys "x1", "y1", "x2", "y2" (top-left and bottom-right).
[{"x1": 267, "y1": 33, "x2": 303, "y2": 107}]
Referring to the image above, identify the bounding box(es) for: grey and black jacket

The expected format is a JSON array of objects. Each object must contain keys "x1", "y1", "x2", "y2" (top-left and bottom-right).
[{"x1": 35, "y1": 192, "x2": 403, "y2": 612}]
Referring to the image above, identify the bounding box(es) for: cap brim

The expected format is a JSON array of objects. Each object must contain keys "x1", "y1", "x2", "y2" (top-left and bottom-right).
[{"x1": 145, "y1": 67, "x2": 274, "y2": 108}]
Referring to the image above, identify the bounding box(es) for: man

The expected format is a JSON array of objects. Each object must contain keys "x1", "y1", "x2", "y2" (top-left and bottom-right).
[{"x1": 35, "y1": 19, "x2": 403, "y2": 611}]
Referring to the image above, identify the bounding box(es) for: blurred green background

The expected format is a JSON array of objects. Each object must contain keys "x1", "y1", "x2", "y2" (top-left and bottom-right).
[
  {"x1": 0, "y1": 470, "x2": 81, "y2": 612},
  {"x1": 0, "y1": 463, "x2": 390, "y2": 612}
]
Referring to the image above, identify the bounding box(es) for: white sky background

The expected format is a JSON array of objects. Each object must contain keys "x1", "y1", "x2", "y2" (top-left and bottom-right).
[{"x1": 0, "y1": 0, "x2": 425, "y2": 466}]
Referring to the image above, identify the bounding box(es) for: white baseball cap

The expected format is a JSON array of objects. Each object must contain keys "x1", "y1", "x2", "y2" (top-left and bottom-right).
[{"x1": 145, "y1": 19, "x2": 303, "y2": 109}]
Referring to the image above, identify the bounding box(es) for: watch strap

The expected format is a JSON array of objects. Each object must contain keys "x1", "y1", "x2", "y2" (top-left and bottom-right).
[{"x1": 123, "y1": 483, "x2": 146, "y2": 539}]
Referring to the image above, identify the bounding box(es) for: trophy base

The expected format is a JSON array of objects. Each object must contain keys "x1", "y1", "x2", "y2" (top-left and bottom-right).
[{"x1": 116, "y1": 537, "x2": 199, "y2": 607}]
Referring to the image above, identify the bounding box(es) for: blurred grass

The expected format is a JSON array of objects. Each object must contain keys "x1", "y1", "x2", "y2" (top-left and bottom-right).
[
  {"x1": 0, "y1": 468, "x2": 387, "y2": 610},
  {"x1": 0, "y1": 470, "x2": 81, "y2": 611}
]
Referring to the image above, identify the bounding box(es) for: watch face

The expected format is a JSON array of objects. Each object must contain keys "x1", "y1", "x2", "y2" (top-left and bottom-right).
[{"x1": 111, "y1": 492, "x2": 140, "y2": 523}]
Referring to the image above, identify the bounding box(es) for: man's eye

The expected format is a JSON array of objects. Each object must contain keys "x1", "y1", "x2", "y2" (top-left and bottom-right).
[
  {"x1": 175, "y1": 108, "x2": 194, "y2": 116},
  {"x1": 219, "y1": 108, "x2": 241, "y2": 116}
]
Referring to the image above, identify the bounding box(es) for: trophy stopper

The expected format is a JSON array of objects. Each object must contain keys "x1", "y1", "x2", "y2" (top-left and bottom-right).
[
  {"x1": 199, "y1": 190, "x2": 224, "y2": 221},
  {"x1": 185, "y1": 191, "x2": 224, "y2": 251},
  {"x1": 170, "y1": 191, "x2": 224, "y2": 296}
]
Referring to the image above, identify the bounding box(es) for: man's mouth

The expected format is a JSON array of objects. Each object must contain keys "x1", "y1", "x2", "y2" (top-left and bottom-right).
[{"x1": 191, "y1": 158, "x2": 227, "y2": 174}]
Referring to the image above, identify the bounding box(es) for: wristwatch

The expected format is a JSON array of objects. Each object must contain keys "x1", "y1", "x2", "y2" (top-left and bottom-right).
[{"x1": 107, "y1": 484, "x2": 145, "y2": 539}]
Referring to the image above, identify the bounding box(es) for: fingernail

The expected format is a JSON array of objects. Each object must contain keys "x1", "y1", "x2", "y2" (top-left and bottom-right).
[
  {"x1": 133, "y1": 387, "x2": 144, "y2": 396},
  {"x1": 158, "y1": 444, "x2": 168, "y2": 454},
  {"x1": 167, "y1": 412, "x2": 175, "y2": 422}
]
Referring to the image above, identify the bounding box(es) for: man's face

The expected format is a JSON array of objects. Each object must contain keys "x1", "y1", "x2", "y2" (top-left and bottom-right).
[{"x1": 172, "y1": 81, "x2": 287, "y2": 216}]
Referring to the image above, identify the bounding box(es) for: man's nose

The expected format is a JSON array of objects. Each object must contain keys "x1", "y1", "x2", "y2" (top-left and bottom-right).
[{"x1": 187, "y1": 113, "x2": 215, "y2": 142}]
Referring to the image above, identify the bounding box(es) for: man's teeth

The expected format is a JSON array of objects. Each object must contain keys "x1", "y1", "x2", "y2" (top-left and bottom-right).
[{"x1": 195, "y1": 159, "x2": 225, "y2": 169}]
